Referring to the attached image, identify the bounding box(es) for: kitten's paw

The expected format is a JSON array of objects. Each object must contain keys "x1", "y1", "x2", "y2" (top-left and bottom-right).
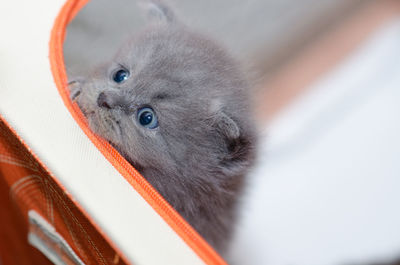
[{"x1": 67, "y1": 80, "x2": 82, "y2": 101}]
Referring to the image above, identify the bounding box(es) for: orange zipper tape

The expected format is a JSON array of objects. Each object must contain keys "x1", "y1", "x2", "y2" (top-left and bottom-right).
[{"x1": 49, "y1": 0, "x2": 228, "y2": 264}]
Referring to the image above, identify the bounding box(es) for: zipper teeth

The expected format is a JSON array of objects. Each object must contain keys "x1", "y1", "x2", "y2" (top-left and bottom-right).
[
  {"x1": 50, "y1": 0, "x2": 227, "y2": 264},
  {"x1": 48, "y1": 0, "x2": 132, "y2": 264}
]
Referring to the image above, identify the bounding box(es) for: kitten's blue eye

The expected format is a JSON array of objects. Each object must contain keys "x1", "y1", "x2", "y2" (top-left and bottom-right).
[
  {"x1": 113, "y1": 68, "x2": 129, "y2": 83},
  {"x1": 137, "y1": 107, "x2": 158, "y2": 129}
]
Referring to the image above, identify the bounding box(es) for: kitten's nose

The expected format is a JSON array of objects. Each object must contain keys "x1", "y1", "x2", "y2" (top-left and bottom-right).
[{"x1": 97, "y1": 92, "x2": 111, "y2": 109}]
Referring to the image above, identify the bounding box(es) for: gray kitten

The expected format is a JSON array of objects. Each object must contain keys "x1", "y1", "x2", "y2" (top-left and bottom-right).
[{"x1": 69, "y1": 0, "x2": 256, "y2": 253}]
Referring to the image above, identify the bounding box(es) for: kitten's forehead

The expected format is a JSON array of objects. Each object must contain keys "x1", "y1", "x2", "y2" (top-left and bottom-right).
[
  {"x1": 117, "y1": 26, "x2": 200, "y2": 67},
  {"x1": 108, "y1": 26, "x2": 229, "y2": 115}
]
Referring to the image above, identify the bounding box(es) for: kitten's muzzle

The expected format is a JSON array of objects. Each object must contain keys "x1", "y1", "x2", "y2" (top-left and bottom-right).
[
  {"x1": 97, "y1": 92, "x2": 111, "y2": 109},
  {"x1": 97, "y1": 91, "x2": 128, "y2": 111}
]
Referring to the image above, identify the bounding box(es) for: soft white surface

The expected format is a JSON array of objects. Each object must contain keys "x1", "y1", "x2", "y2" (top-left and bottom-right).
[
  {"x1": 231, "y1": 19, "x2": 400, "y2": 265},
  {"x1": 0, "y1": 1, "x2": 203, "y2": 264}
]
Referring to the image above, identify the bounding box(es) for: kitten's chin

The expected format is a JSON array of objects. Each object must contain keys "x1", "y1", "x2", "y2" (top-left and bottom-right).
[
  {"x1": 109, "y1": 142, "x2": 144, "y2": 172},
  {"x1": 125, "y1": 157, "x2": 144, "y2": 172},
  {"x1": 86, "y1": 111, "x2": 122, "y2": 144}
]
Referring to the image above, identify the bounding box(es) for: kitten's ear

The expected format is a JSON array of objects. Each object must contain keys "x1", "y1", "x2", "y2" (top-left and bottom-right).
[
  {"x1": 140, "y1": 0, "x2": 176, "y2": 24},
  {"x1": 214, "y1": 111, "x2": 255, "y2": 175},
  {"x1": 215, "y1": 112, "x2": 240, "y2": 140}
]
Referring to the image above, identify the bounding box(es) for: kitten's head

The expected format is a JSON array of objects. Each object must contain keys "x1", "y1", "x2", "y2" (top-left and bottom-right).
[{"x1": 69, "y1": 0, "x2": 256, "y2": 181}]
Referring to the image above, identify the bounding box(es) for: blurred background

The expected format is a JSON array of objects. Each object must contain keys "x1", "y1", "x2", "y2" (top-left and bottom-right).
[{"x1": 64, "y1": 0, "x2": 400, "y2": 264}]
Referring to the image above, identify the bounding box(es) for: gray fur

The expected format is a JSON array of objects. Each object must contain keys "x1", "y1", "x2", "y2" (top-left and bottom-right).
[{"x1": 69, "y1": 0, "x2": 256, "y2": 253}]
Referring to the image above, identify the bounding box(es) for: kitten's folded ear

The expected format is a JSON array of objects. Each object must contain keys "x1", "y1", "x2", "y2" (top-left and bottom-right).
[
  {"x1": 214, "y1": 111, "x2": 256, "y2": 175},
  {"x1": 215, "y1": 112, "x2": 240, "y2": 140},
  {"x1": 139, "y1": 0, "x2": 176, "y2": 24}
]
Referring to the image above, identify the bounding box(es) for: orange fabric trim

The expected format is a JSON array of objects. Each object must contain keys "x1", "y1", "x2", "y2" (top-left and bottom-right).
[
  {"x1": 49, "y1": 1, "x2": 227, "y2": 264},
  {"x1": 0, "y1": 115, "x2": 129, "y2": 265}
]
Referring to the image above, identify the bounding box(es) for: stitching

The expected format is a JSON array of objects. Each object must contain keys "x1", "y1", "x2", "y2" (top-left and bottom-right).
[
  {"x1": 13, "y1": 181, "x2": 46, "y2": 211},
  {"x1": 58, "y1": 204, "x2": 90, "y2": 263},
  {"x1": 15, "y1": 177, "x2": 97, "y2": 263},
  {"x1": 43, "y1": 178, "x2": 55, "y2": 225},
  {"x1": 10, "y1": 175, "x2": 38, "y2": 193},
  {"x1": 0, "y1": 153, "x2": 39, "y2": 172},
  {"x1": 10, "y1": 175, "x2": 106, "y2": 264},
  {"x1": 45, "y1": 180, "x2": 107, "y2": 265},
  {"x1": 10, "y1": 175, "x2": 41, "y2": 205},
  {"x1": 46, "y1": 178, "x2": 55, "y2": 225},
  {"x1": 5, "y1": 160, "x2": 53, "y2": 224},
  {"x1": 0, "y1": 118, "x2": 112, "y2": 263}
]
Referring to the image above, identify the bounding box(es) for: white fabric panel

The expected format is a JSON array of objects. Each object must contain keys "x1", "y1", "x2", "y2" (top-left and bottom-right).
[
  {"x1": 230, "y1": 19, "x2": 400, "y2": 265},
  {"x1": 0, "y1": 1, "x2": 204, "y2": 264}
]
